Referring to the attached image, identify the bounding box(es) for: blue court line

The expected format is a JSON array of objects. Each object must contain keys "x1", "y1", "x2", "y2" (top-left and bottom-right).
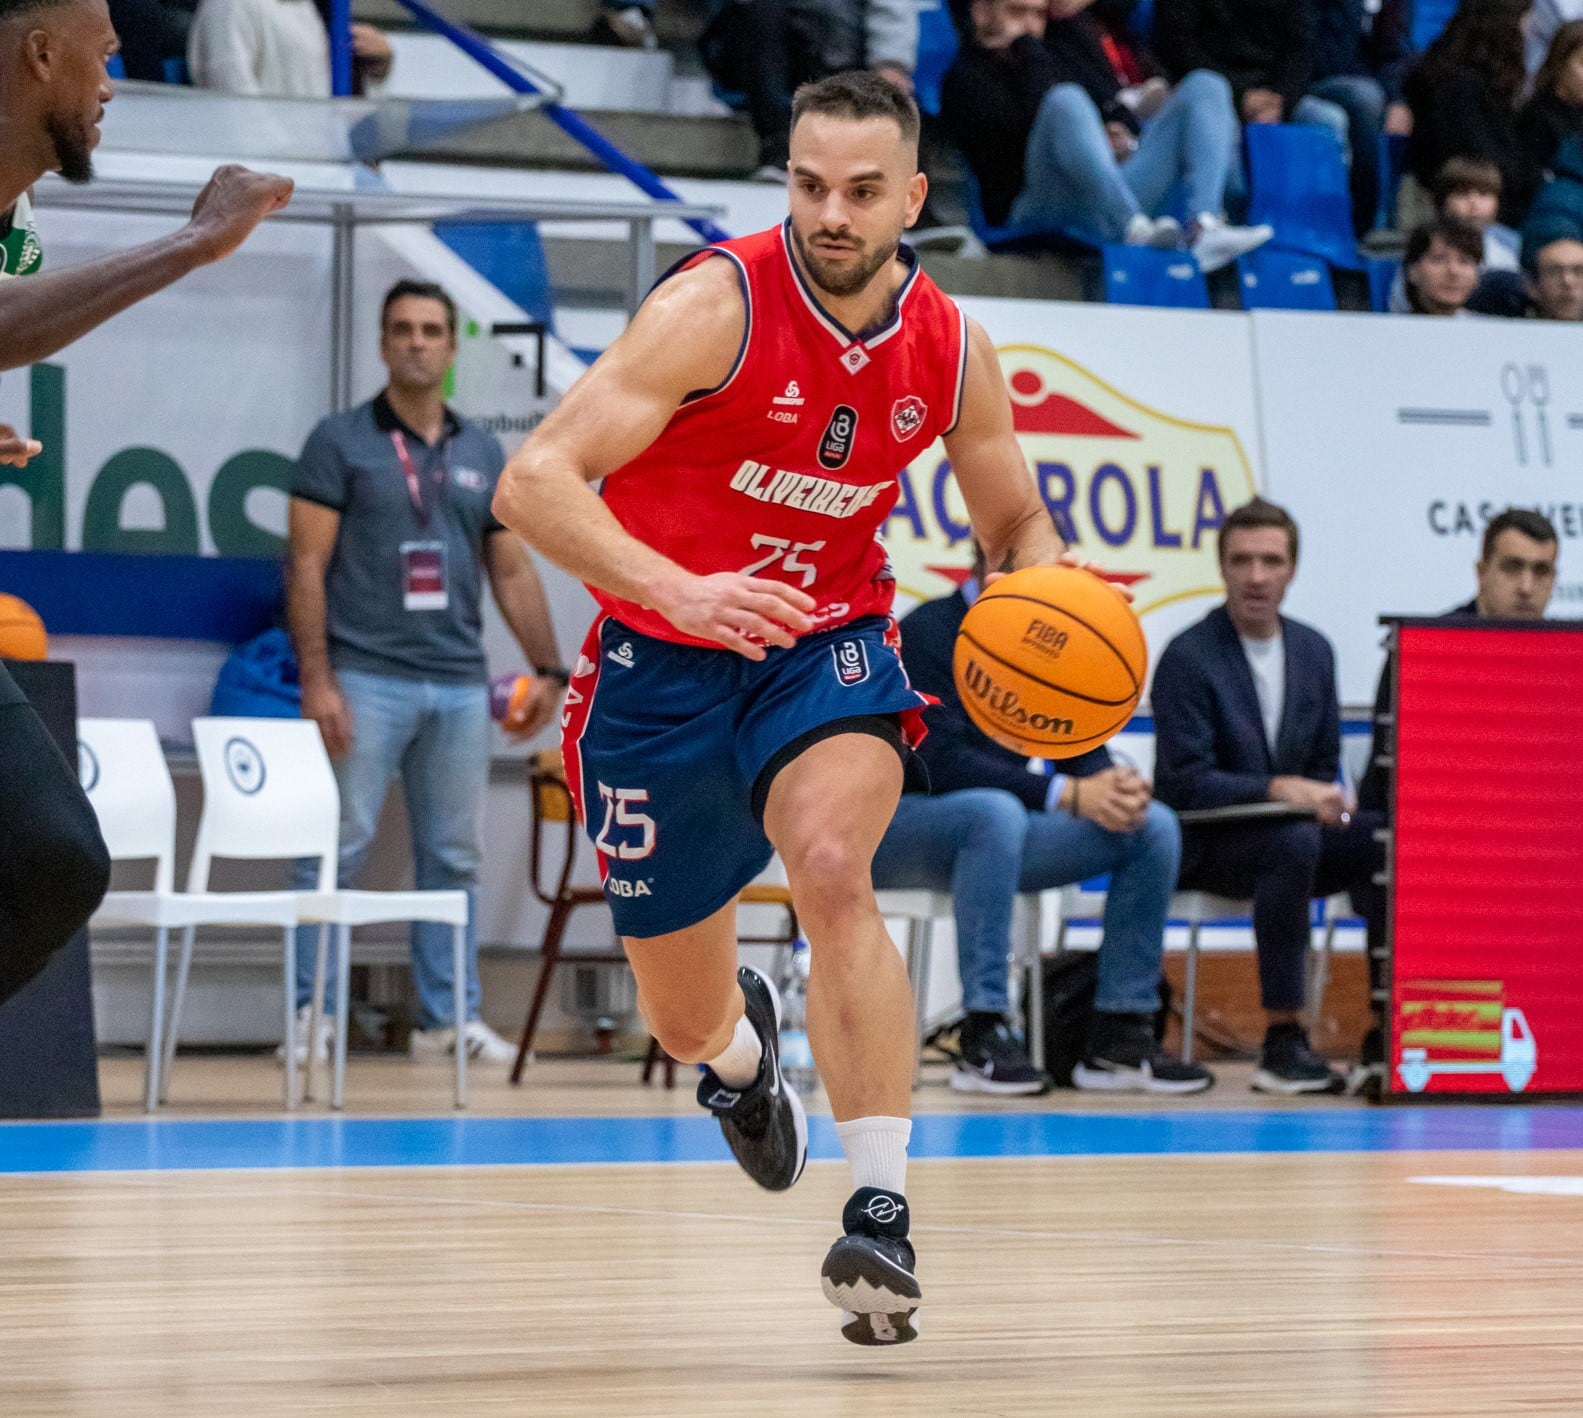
[{"x1": 1, "y1": 1107, "x2": 1581, "y2": 1176}]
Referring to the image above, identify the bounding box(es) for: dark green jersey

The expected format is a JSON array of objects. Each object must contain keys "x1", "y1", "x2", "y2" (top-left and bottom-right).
[{"x1": 0, "y1": 193, "x2": 41, "y2": 278}]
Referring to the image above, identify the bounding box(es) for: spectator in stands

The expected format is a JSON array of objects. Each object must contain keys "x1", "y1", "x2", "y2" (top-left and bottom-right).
[
  {"x1": 1153, "y1": 0, "x2": 1354, "y2": 161},
  {"x1": 870, "y1": 550, "x2": 1213, "y2": 1095},
  {"x1": 285, "y1": 280, "x2": 564, "y2": 1065},
  {"x1": 1390, "y1": 217, "x2": 1484, "y2": 313},
  {"x1": 1152, "y1": 499, "x2": 1385, "y2": 1096},
  {"x1": 940, "y1": 0, "x2": 1272, "y2": 269},
  {"x1": 1520, "y1": 20, "x2": 1583, "y2": 170},
  {"x1": 1354, "y1": 507, "x2": 1558, "y2": 1091},
  {"x1": 700, "y1": 0, "x2": 918, "y2": 178},
  {"x1": 1310, "y1": 0, "x2": 1416, "y2": 236},
  {"x1": 1470, "y1": 135, "x2": 1583, "y2": 314},
  {"x1": 1525, "y1": 0, "x2": 1583, "y2": 79},
  {"x1": 1403, "y1": 0, "x2": 1538, "y2": 227},
  {"x1": 188, "y1": 0, "x2": 391, "y2": 97},
  {"x1": 1435, "y1": 157, "x2": 1521, "y2": 269},
  {"x1": 109, "y1": 0, "x2": 198, "y2": 82}
]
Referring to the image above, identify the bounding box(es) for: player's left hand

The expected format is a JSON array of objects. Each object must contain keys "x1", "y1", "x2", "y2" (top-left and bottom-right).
[
  {"x1": 0, "y1": 424, "x2": 42, "y2": 467},
  {"x1": 500, "y1": 676, "x2": 559, "y2": 742}
]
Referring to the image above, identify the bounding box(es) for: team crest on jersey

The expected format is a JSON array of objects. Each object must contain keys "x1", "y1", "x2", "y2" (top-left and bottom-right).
[
  {"x1": 832, "y1": 638, "x2": 870, "y2": 686},
  {"x1": 892, "y1": 396, "x2": 927, "y2": 441},
  {"x1": 818, "y1": 405, "x2": 858, "y2": 470}
]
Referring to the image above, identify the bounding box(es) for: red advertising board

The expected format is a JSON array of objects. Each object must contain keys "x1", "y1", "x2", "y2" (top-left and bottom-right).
[{"x1": 1388, "y1": 622, "x2": 1583, "y2": 1098}]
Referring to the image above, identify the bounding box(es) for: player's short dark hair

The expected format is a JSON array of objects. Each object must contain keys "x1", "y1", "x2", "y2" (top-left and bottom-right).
[
  {"x1": 1481, "y1": 507, "x2": 1558, "y2": 560},
  {"x1": 1433, "y1": 157, "x2": 1504, "y2": 205},
  {"x1": 1219, "y1": 498, "x2": 1300, "y2": 566},
  {"x1": 0, "y1": 0, "x2": 74, "y2": 18},
  {"x1": 380, "y1": 279, "x2": 457, "y2": 335},
  {"x1": 790, "y1": 70, "x2": 921, "y2": 150}
]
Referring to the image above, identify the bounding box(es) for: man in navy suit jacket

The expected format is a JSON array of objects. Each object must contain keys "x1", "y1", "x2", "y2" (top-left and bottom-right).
[
  {"x1": 872, "y1": 547, "x2": 1212, "y2": 1096},
  {"x1": 1153, "y1": 499, "x2": 1382, "y2": 1095}
]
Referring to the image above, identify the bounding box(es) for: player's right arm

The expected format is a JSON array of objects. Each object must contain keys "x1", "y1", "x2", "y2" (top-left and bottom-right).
[
  {"x1": 493, "y1": 255, "x2": 814, "y2": 660},
  {"x1": 0, "y1": 166, "x2": 292, "y2": 371}
]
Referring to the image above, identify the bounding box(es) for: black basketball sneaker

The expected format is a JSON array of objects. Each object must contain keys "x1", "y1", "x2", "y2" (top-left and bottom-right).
[
  {"x1": 820, "y1": 1187, "x2": 922, "y2": 1345},
  {"x1": 696, "y1": 965, "x2": 808, "y2": 1192}
]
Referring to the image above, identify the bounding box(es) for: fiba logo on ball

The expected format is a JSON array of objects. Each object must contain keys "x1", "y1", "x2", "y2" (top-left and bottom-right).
[
  {"x1": 832, "y1": 639, "x2": 870, "y2": 686},
  {"x1": 224, "y1": 736, "x2": 266, "y2": 795}
]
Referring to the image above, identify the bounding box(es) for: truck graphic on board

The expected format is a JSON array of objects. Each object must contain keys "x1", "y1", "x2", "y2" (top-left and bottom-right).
[{"x1": 1396, "y1": 980, "x2": 1537, "y2": 1094}]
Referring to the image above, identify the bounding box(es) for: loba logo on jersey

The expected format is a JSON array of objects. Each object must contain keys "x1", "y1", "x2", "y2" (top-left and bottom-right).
[
  {"x1": 892, "y1": 395, "x2": 927, "y2": 441},
  {"x1": 729, "y1": 459, "x2": 890, "y2": 520},
  {"x1": 818, "y1": 405, "x2": 858, "y2": 470},
  {"x1": 605, "y1": 877, "x2": 653, "y2": 898}
]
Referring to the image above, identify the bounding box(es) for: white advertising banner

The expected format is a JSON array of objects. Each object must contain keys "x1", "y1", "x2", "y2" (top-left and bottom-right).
[
  {"x1": 890, "y1": 299, "x2": 1264, "y2": 696},
  {"x1": 1255, "y1": 311, "x2": 1583, "y2": 703}
]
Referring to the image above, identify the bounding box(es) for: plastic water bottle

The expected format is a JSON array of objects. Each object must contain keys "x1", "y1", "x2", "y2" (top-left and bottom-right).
[{"x1": 778, "y1": 938, "x2": 818, "y2": 1096}]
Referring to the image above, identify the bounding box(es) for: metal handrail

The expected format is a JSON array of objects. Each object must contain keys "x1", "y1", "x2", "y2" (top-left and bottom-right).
[{"x1": 364, "y1": 0, "x2": 734, "y2": 247}]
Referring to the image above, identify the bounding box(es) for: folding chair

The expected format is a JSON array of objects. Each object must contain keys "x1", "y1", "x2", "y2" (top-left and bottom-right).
[
  {"x1": 79, "y1": 718, "x2": 299, "y2": 1111},
  {"x1": 1102, "y1": 244, "x2": 1211, "y2": 308},
  {"x1": 164, "y1": 718, "x2": 470, "y2": 1110},
  {"x1": 1245, "y1": 122, "x2": 1364, "y2": 270}
]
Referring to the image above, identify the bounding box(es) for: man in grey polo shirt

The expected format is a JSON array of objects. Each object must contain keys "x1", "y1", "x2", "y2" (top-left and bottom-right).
[{"x1": 286, "y1": 278, "x2": 563, "y2": 1064}]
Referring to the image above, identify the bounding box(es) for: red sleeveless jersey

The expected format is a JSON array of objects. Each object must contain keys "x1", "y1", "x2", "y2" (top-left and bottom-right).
[{"x1": 593, "y1": 221, "x2": 968, "y2": 646}]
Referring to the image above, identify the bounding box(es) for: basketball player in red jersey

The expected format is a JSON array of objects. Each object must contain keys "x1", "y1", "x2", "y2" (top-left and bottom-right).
[{"x1": 493, "y1": 71, "x2": 1065, "y2": 1345}]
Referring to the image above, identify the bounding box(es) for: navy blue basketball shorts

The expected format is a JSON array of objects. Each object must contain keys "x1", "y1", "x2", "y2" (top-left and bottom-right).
[{"x1": 561, "y1": 614, "x2": 932, "y2": 939}]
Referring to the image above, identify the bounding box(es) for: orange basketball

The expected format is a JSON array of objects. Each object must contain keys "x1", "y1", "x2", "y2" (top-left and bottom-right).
[
  {"x1": 0, "y1": 592, "x2": 47, "y2": 661},
  {"x1": 952, "y1": 566, "x2": 1145, "y2": 759}
]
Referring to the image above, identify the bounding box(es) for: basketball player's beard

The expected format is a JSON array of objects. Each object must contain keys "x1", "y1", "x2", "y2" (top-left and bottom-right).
[
  {"x1": 793, "y1": 224, "x2": 899, "y2": 299},
  {"x1": 46, "y1": 110, "x2": 95, "y2": 186}
]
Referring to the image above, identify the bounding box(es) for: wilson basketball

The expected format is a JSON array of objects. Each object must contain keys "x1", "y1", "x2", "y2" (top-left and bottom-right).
[
  {"x1": 0, "y1": 593, "x2": 47, "y2": 661},
  {"x1": 952, "y1": 566, "x2": 1145, "y2": 758}
]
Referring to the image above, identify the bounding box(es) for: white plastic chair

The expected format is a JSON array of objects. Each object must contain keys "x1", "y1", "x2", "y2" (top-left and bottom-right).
[
  {"x1": 78, "y1": 719, "x2": 299, "y2": 1111},
  {"x1": 163, "y1": 718, "x2": 470, "y2": 1111},
  {"x1": 874, "y1": 888, "x2": 1046, "y2": 1084}
]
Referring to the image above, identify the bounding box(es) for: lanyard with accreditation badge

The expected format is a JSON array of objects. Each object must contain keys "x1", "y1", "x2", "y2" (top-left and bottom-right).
[{"x1": 392, "y1": 428, "x2": 452, "y2": 612}]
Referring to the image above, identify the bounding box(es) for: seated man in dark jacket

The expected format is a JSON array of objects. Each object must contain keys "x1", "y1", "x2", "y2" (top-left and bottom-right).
[
  {"x1": 871, "y1": 548, "x2": 1212, "y2": 1095},
  {"x1": 1152, "y1": 499, "x2": 1383, "y2": 1096},
  {"x1": 940, "y1": 0, "x2": 1270, "y2": 269}
]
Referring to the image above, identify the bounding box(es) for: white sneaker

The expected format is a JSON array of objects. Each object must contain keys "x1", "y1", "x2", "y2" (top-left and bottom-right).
[
  {"x1": 1190, "y1": 214, "x2": 1273, "y2": 273},
  {"x1": 604, "y1": 5, "x2": 657, "y2": 49},
  {"x1": 749, "y1": 163, "x2": 787, "y2": 184},
  {"x1": 1123, "y1": 214, "x2": 1183, "y2": 249},
  {"x1": 275, "y1": 1005, "x2": 332, "y2": 1066},
  {"x1": 410, "y1": 1019, "x2": 518, "y2": 1064}
]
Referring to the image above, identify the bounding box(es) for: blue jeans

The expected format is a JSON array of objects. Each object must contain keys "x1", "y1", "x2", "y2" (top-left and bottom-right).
[
  {"x1": 871, "y1": 790, "x2": 1182, "y2": 1017},
  {"x1": 1010, "y1": 69, "x2": 1238, "y2": 242},
  {"x1": 1305, "y1": 75, "x2": 1386, "y2": 233},
  {"x1": 291, "y1": 667, "x2": 490, "y2": 1028}
]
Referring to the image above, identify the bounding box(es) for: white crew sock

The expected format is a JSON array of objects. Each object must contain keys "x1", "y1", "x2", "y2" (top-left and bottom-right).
[
  {"x1": 835, "y1": 1116, "x2": 912, "y2": 1194},
  {"x1": 705, "y1": 1013, "x2": 764, "y2": 1088}
]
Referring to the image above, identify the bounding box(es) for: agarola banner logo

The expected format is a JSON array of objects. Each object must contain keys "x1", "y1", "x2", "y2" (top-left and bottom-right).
[{"x1": 880, "y1": 344, "x2": 1259, "y2": 614}]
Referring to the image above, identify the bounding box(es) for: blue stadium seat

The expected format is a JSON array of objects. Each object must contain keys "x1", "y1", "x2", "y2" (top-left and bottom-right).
[
  {"x1": 958, "y1": 166, "x2": 1099, "y2": 256},
  {"x1": 1236, "y1": 248, "x2": 1337, "y2": 311},
  {"x1": 1366, "y1": 255, "x2": 1402, "y2": 313},
  {"x1": 913, "y1": 1, "x2": 960, "y2": 119},
  {"x1": 431, "y1": 222, "x2": 555, "y2": 330},
  {"x1": 1102, "y1": 245, "x2": 1209, "y2": 308},
  {"x1": 107, "y1": 53, "x2": 126, "y2": 80},
  {"x1": 1412, "y1": 0, "x2": 1458, "y2": 50},
  {"x1": 1374, "y1": 132, "x2": 1410, "y2": 231},
  {"x1": 1246, "y1": 123, "x2": 1364, "y2": 270}
]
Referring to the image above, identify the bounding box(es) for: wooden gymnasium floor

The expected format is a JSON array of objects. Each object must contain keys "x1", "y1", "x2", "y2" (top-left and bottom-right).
[{"x1": 4, "y1": 1054, "x2": 1582, "y2": 1417}]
